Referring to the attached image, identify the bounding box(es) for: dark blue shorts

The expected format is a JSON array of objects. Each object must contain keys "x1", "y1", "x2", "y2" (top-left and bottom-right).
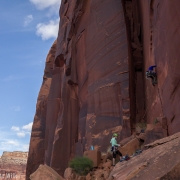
[{"x1": 111, "y1": 146, "x2": 122, "y2": 158}]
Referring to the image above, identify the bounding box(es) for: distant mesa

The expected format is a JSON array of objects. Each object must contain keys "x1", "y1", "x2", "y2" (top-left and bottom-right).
[{"x1": 0, "y1": 151, "x2": 28, "y2": 179}]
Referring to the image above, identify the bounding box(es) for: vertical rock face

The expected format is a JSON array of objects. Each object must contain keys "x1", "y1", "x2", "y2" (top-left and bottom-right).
[
  {"x1": 120, "y1": 0, "x2": 180, "y2": 139},
  {"x1": 47, "y1": 0, "x2": 131, "y2": 176},
  {"x1": 27, "y1": 1, "x2": 131, "y2": 178},
  {"x1": 143, "y1": 0, "x2": 180, "y2": 135},
  {"x1": 27, "y1": 0, "x2": 180, "y2": 178},
  {"x1": 26, "y1": 41, "x2": 56, "y2": 178}
]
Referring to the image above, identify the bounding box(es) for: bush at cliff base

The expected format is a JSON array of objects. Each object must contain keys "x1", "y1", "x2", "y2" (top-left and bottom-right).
[{"x1": 69, "y1": 156, "x2": 93, "y2": 175}]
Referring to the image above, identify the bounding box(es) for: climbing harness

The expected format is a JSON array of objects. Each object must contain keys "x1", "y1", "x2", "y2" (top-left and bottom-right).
[
  {"x1": 111, "y1": 146, "x2": 118, "y2": 153},
  {"x1": 146, "y1": 71, "x2": 157, "y2": 86}
]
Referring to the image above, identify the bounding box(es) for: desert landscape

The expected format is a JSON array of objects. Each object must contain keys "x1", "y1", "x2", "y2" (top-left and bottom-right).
[{"x1": 1, "y1": 0, "x2": 180, "y2": 180}]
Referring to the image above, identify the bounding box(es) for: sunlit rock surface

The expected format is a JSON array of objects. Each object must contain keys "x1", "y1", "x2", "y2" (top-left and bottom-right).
[
  {"x1": 26, "y1": 0, "x2": 180, "y2": 179},
  {"x1": 0, "y1": 151, "x2": 27, "y2": 179},
  {"x1": 109, "y1": 132, "x2": 180, "y2": 180}
]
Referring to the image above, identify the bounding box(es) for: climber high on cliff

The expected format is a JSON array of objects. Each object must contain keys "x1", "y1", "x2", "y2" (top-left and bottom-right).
[
  {"x1": 110, "y1": 133, "x2": 122, "y2": 166},
  {"x1": 146, "y1": 65, "x2": 157, "y2": 86}
]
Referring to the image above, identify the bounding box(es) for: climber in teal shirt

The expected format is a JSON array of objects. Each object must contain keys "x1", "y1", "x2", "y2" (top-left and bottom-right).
[
  {"x1": 110, "y1": 134, "x2": 120, "y2": 146},
  {"x1": 110, "y1": 133, "x2": 122, "y2": 166}
]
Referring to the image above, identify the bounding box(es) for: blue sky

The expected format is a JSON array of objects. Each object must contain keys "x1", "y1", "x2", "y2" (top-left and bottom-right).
[{"x1": 0, "y1": 0, "x2": 61, "y2": 155}]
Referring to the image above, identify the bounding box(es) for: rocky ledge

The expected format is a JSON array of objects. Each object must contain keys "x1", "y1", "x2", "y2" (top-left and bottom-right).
[
  {"x1": 62, "y1": 132, "x2": 180, "y2": 180},
  {"x1": 109, "y1": 132, "x2": 180, "y2": 180}
]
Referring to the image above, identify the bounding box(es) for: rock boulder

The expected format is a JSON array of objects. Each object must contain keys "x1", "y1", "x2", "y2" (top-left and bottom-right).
[
  {"x1": 109, "y1": 132, "x2": 180, "y2": 179},
  {"x1": 30, "y1": 164, "x2": 64, "y2": 180},
  {"x1": 83, "y1": 150, "x2": 101, "y2": 167}
]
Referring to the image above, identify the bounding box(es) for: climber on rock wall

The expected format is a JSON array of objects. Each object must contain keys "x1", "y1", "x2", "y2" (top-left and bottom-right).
[
  {"x1": 146, "y1": 65, "x2": 157, "y2": 86},
  {"x1": 110, "y1": 133, "x2": 122, "y2": 166}
]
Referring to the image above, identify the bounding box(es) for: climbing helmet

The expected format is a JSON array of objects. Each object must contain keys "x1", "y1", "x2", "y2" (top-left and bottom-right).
[{"x1": 113, "y1": 133, "x2": 118, "y2": 137}]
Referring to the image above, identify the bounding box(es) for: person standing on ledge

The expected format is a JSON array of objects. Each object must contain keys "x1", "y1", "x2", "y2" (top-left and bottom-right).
[
  {"x1": 110, "y1": 133, "x2": 122, "y2": 166},
  {"x1": 146, "y1": 65, "x2": 157, "y2": 86}
]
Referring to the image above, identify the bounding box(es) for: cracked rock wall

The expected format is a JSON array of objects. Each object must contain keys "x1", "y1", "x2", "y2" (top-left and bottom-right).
[
  {"x1": 27, "y1": 0, "x2": 131, "y2": 178},
  {"x1": 139, "y1": 0, "x2": 180, "y2": 134},
  {"x1": 26, "y1": 0, "x2": 180, "y2": 179}
]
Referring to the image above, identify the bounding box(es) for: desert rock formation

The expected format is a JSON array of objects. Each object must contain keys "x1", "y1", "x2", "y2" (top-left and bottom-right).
[
  {"x1": 26, "y1": 0, "x2": 180, "y2": 179},
  {"x1": 56, "y1": 132, "x2": 180, "y2": 180},
  {"x1": 109, "y1": 132, "x2": 180, "y2": 179},
  {"x1": 30, "y1": 164, "x2": 64, "y2": 180},
  {"x1": 26, "y1": 40, "x2": 56, "y2": 177},
  {"x1": 0, "y1": 151, "x2": 27, "y2": 179}
]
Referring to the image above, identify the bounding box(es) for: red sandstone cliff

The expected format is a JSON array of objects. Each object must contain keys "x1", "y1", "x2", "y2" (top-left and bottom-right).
[
  {"x1": 26, "y1": 40, "x2": 56, "y2": 177},
  {"x1": 0, "y1": 151, "x2": 27, "y2": 179},
  {"x1": 26, "y1": 0, "x2": 180, "y2": 179}
]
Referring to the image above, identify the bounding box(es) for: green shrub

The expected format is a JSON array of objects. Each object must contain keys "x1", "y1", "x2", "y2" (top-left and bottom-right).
[
  {"x1": 153, "y1": 118, "x2": 159, "y2": 125},
  {"x1": 135, "y1": 122, "x2": 147, "y2": 133},
  {"x1": 69, "y1": 156, "x2": 93, "y2": 175}
]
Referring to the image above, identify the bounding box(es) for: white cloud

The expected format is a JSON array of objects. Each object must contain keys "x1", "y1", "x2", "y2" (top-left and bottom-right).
[
  {"x1": 29, "y1": 0, "x2": 60, "y2": 10},
  {"x1": 24, "y1": 15, "x2": 33, "y2": 27},
  {"x1": 2, "y1": 140, "x2": 19, "y2": 147},
  {"x1": 17, "y1": 132, "x2": 26, "y2": 138},
  {"x1": 1, "y1": 74, "x2": 37, "y2": 82},
  {"x1": 0, "y1": 140, "x2": 29, "y2": 153},
  {"x1": 2, "y1": 75, "x2": 14, "y2": 81},
  {"x1": 11, "y1": 126, "x2": 20, "y2": 132},
  {"x1": 22, "y1": 144, "x2": 29, "y2": 151},
  {"x1": 2, "y1": 75, "x2": 23, "y2": 82},
  {"x1": 22, "y1": 122, "x2": 33, "y2": 131},
  {"x1": 10, "y1": 122, "x2": 33, "y2": 139},
  {"x1": 0, "y1": 129, "x2": 29, "y2": 154},
  {"x1": 10, "y1": 106, "x2": 21, "y2": 112},
  {"x1": 0, "y1": 140, "x2": 19, "y2": 152},
  {"x1": 15, "y1": 106, "x2": 21, "y2": 111},
  {"x1": 36, "y1": 19, "x2": 59, "y2": 40}
]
